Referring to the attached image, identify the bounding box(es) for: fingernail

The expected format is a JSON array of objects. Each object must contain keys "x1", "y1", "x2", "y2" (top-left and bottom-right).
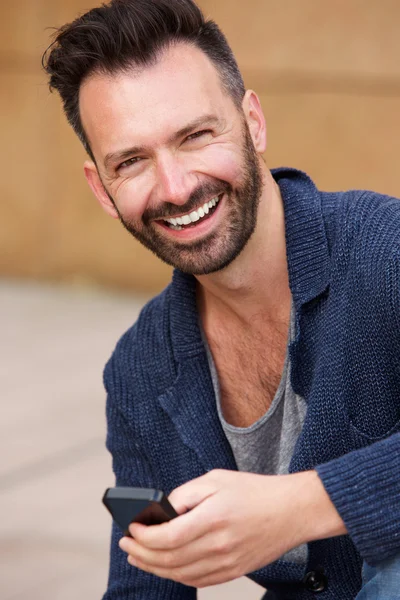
[{"x1": 119, "y1": 538, "x2": 128, "y2": 551}]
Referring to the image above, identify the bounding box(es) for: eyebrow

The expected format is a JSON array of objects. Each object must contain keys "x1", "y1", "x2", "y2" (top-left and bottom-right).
[{"x1": 103, "y1": 114, "x2": 221, "y2": 170}]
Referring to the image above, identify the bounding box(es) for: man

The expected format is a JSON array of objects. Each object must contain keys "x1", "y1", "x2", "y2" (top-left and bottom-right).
[{"x1": 43, "y1": 1, "x2": 400, "y2": 598}]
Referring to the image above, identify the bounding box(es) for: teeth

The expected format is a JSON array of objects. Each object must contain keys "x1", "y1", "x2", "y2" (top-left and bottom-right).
[
  {"x1": 164, "y1": 195, "x2": 221, "y2": 228},
  {"x1": 189, "y1": 211, "x2": 200, "y2": 222}
]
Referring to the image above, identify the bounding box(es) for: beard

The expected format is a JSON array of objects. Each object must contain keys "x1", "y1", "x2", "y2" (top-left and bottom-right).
[{"x1": 107, "y1": 122, "x2": 264, "y2": 275}]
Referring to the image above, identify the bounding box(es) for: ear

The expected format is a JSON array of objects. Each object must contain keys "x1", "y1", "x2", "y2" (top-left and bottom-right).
[
  {"x1": 241, "y1": 90, "x2": 267, "y2": 153},
  {"x1": 83, "y1": 161, "x2": 119, "y2": 219}
]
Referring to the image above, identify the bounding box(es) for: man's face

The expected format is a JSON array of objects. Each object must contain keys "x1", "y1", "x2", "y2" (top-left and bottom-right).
[{"x1": 80, "y1": 44, "x2": 264, "y2": 275}]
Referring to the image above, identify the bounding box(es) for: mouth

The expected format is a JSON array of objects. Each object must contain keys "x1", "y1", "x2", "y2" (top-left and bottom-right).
[{"x1": 158, "y1": 193, "x2": 223, "y2": 231}]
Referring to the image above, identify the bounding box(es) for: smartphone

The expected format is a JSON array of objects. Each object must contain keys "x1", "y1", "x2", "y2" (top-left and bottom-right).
[{"x1": 102, "y1": 487, "x2": 178, "y2": 535}]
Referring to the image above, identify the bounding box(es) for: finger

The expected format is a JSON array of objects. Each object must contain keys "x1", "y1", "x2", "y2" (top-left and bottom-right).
[
  {"x1": 127, "y1": 521, "x2": 147, "y2": 538},
  {"x1": 168, "y1": 472, "x2": 217, "y2": 514},
  {"x1": 191, "y1": 568, "x2": 239, "y2": 589},
  {"x1": 128, "y1": 551, "x2": 235, "y2": 588},
  {"x1": 129, "y1": 495, "x2": 218, "y2": 550},
  {"x1": 121, "y1": 527, "x2": 220, "y2": 570},
  {"x1": 128, "y1": 470, "x2": 220, "y2": 545},
  {"x1": 128, "y1": 519, "x2": 180, "y2": 547}
]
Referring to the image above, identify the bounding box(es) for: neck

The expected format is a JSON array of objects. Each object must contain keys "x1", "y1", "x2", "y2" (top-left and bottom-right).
[{"x1": 196, "y1": 168, "x2": 291, "y2": 327}]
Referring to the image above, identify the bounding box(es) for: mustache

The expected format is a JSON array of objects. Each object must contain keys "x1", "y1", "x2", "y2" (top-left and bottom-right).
[{"x1": 143, "y1": 180, "x2": 231, "y2": 224}]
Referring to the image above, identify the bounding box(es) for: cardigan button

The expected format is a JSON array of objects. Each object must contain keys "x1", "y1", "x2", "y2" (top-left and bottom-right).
[{"x1": 303, "y1": 569, "x2": 328, "y2": 593}]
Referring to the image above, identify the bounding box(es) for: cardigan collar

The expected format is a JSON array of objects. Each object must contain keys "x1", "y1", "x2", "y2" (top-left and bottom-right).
[
  {"x1": 169, "y1": 167, "x2": 331, "y2": 363},
  {"x1": 273, "y1": 167, "x2": 331, "y2": 307}
]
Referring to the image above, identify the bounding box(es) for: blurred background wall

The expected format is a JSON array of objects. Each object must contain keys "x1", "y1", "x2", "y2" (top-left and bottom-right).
[{"x1": 2, "y1": 0, "x2": 400, "y2": 294}]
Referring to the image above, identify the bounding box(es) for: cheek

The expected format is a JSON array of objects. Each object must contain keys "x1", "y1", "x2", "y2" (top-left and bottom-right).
[
  {"x1": 112, "y1": 178, "x2": 149, "y2": 223},
  {"x1": 192, "y1": 146, "x2": 244, "y2": 184}
]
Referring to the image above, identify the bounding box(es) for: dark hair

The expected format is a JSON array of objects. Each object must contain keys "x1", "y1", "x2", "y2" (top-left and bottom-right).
[{"x1": 42, "y1": 0, "x2": 246, "y2": 161}]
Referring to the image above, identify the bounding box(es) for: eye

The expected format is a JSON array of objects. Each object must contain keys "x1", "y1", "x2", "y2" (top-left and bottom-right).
[
  {"x1": 185, "y1": 129, "x2": 212, "y2": 142},
  {"x1": 118, "y1": 156, "x2": 143, "y2": 170}
]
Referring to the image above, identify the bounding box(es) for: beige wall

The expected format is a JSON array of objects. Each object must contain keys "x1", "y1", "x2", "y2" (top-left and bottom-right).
[{"x1": 3, "y1": 1, "x2": 400, "y2": 292}]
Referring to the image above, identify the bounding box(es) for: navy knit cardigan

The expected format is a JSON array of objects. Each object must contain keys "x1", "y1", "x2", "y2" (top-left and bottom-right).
[{"x1": 102, "y1": 168, "x2": 400, "y2": 600}]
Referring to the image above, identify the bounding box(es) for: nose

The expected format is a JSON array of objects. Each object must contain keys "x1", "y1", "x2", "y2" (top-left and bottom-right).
[{"x1": 153, "y1": 152, "x2": 193, "y2": 206}]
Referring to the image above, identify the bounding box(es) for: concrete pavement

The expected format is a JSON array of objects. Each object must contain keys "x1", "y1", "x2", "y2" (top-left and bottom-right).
[{"x1": 0, "y1": 279, "x2": 263, "y2": 599}]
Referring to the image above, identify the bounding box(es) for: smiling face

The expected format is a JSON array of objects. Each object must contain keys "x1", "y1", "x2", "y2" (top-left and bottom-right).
[{"x1": 80, "y1": 43, "x2": 266, "y2": 274}]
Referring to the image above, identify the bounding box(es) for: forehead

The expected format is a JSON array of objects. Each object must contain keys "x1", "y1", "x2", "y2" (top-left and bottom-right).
[{"x1": 79, "y1": 43, "x2": 236, "y2": 157}]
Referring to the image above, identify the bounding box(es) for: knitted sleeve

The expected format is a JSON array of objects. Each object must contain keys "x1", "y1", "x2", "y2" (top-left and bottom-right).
[
  {"x1": 316, "y1": 432, "x2": 400, "y2": 565},
  {"x1": 101, "y1": 353, "x2": 196, "y2": 600},
  {"x1": 316, "y1": 218, "x2": 400, "y2": 566}
]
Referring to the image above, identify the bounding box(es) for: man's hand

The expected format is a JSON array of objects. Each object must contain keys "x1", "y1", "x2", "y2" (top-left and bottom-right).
[{"x1": 119, "y1": 469, "x2": 346, "y2": 588}]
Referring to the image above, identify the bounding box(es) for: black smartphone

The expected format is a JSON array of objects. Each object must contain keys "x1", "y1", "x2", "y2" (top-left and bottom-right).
[{"x1": 102, "y1": 487, "x2": 178, "y2": 535}]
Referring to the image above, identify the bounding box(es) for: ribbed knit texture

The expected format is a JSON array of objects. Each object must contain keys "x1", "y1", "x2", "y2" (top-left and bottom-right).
[{"x1": 102, "y1": 168, "x2": 400, "y2": 599}]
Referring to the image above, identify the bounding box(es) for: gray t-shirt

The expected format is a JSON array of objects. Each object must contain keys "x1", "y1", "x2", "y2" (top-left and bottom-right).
[{"x1": 202, "y1": 304, "x2": 308, "y2": 564}]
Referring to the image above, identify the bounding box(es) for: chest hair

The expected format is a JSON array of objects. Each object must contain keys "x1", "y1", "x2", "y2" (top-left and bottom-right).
[{"x1": 207, "y1": 319, "x2": 289, "y2": 428}]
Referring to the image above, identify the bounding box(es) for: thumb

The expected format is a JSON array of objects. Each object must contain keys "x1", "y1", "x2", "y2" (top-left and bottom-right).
[{"x1": 169, "y1": 472, "x2": 217, "y2": 515}]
